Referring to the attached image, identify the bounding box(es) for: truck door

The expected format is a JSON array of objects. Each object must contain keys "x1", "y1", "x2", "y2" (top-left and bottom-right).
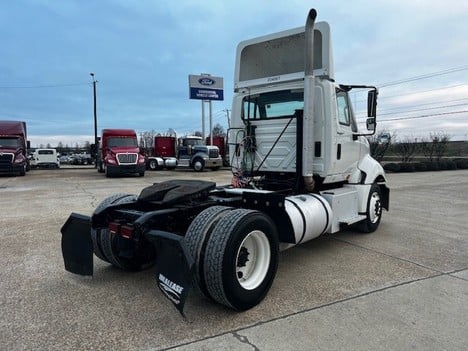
[{"x1": 334, "y1": 89, "x2": 360, "y2": 176}]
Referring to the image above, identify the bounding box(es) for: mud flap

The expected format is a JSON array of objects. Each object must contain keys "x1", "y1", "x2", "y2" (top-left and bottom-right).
[
  {"x1": 60, "y1": 213, "x2": 93, "y2": 276},
  {"x1": 145, "y1": 230, "x2": 194, "y2": 317}
]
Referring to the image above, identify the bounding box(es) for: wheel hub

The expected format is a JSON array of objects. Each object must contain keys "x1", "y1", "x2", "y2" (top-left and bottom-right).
[{"x1": 235, "y1": 230, "x2": 270, "y2": 290}]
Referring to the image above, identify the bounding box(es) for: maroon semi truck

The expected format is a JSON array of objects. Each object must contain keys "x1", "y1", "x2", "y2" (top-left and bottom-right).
[
  {"x1": 0, "y1": 120, "x2": 30, "y2": 176},
  {"x1": 97, "y1": 129, "x2": 146, "y2": 177}
]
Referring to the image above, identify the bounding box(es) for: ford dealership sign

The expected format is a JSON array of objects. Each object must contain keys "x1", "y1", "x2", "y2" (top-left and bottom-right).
[{"x1": 189, "y1": 74, "x2": 224, "y2": 101}]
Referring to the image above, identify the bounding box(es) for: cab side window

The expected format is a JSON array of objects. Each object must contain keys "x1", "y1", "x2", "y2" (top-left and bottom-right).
[{"x1": 336, "y1": 91, "x2": 350, "y2": 126}]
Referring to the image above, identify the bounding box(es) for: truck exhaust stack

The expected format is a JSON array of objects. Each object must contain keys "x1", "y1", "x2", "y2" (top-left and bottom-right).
[{"x1": 302, "y1": 9, "x2": 317, "y2": 190}]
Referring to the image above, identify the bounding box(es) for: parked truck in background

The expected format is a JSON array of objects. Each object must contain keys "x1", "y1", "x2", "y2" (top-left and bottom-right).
[
  {"x1": 0, "y1": 120, "x2": 30, "y2": 176},
  {"x1": 146, "y1": 135, "x2": 222, "y2": 171},
  {"x1": 61, "y1": 9, "x2": 389, "y2": 315},
  {"x1": 206, "y1": 135, "x2": 229, "y2": 166},
  {"x1": 97, "y1": 129, "x2": 146, "y2": 177}
]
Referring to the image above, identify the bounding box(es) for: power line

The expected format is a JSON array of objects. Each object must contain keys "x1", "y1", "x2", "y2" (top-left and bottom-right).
[
  {"x1": 377, "y1": 97, "x2": 468, "y2": 113},
  {"x1": 377, "y1": 65, "x2": 468, "y2": 88},
  {"x1": 378, "y1": 110, "x2": 468, "y2": 122},
  {"x1": 377, "y1": 102, "x2": 468, "y2": 117},
  {"x1": 0, "y1": 82, "x2": 90, "y2": 89}
]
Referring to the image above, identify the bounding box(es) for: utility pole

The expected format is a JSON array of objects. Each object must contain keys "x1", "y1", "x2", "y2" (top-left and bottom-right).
[{"x1": 90, "y1": 73, "x2": 98, "y2": 168}]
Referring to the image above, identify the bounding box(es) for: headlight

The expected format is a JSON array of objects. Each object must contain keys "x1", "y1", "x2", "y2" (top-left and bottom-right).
[{"x1": 13, "y1": 156, "x2": 25, "y2": 164}]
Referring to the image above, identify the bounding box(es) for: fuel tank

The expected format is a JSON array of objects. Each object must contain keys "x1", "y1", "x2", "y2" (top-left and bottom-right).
[{"x1": 284, "y1": 194, "x2": 332, "y2": 245}]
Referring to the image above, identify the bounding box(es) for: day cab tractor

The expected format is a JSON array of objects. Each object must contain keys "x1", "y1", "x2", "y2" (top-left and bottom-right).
[{"x1": 61, "y1": 9, "x2": 389, "y2": 315}]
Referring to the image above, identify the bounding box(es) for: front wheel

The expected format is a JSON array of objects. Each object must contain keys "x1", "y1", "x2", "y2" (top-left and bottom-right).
[
  {"x1": 202, "y1": 209, "x2": 279, "y2": 310},
  {"x1": 192, "y1": 158, "x2": 205, "y2": 172},
  {"x1": 357, "y1": 183, "x2": 383, "y2": 233},
  {"x1": 148, "y1": 159, "x2": 158, "y2": 170}
]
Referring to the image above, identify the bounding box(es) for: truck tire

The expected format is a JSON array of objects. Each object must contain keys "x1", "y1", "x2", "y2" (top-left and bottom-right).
[
  {"x1": 148, "y1": 159, "x2": 159, "y2": 170},
  {"x1": 91, "y1": 193, "x2": 137, "y2": 263},
  {"x1": 202, "y1": 209, "x2": 279, "y2": 310},
  {"x1": 192, "y1": 158, "x2": 205, "y2": 172},
  {"x1": 92, "y1": 194, "x2": 157, "y2": 271},
  {"x1": 357, "y1": 183, "x2": 383, "y2": 233},
  {"x1": 185, "y1": 206, "x2": 233, "y2": 298},
  {"x1": 105, "y1": 165, "x2": 112, "y2": 178}
]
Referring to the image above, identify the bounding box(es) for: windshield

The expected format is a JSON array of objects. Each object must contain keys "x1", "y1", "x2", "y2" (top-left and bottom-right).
[
  {"x1": 107, "y1": 137, "x2": 138, "y2": 148},
  {"x1": 242, "y1": 89, "x2": 304, "y2": 120},
  {"x1": 182, "y1": 138, "x2": 203, "y2": 147},
  {"x1": 0, "y1": 137, "x2": 20, "y2": 148}
]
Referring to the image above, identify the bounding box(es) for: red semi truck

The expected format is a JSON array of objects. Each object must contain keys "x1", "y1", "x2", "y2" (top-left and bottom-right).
[
  {"x1": 0, "y1": 120, "x2": 30, "y2": 176},
  {"x1": 97, "y1": 129, "x2": 146, "y2": 177}
]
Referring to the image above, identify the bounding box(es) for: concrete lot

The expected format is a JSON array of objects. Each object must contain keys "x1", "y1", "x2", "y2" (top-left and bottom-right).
[{"x1": 1, "y1": 168, "x2": 467, "y2": 351}]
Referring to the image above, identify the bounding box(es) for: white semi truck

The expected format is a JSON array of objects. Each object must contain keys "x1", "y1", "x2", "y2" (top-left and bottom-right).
[{"x1": 61, "y1": 9, "x2": 389, "y2": 315}]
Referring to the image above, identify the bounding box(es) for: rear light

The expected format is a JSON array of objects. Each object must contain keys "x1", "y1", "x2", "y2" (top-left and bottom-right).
[
  {"x1": 108, "y1": 222, "x2": 120, "y2": 233},
  {"x1": 120, "y1": 225, "x2": 134, "y2": 239},
  {"x1": 108, "y1": 222, "x2": 134, "y2": 239}
]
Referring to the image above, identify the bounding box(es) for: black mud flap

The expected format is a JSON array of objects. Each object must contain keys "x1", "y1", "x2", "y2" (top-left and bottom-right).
[
  {"x1": 145, "y1": 230, "x2": 194, "y2": 317},
  {"x1": 60, "y1": 213, "x2": 93, "y2": 276}
]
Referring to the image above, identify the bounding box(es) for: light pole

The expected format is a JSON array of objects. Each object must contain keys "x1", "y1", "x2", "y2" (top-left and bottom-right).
[{"x1": 90, "y1": 73, "x2": 98, "y2": 168}]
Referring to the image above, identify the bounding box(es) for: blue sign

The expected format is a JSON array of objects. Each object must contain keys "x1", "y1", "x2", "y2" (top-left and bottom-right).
[{"x1": 189, "y1": 74, "x2": 224, "y2": 101}]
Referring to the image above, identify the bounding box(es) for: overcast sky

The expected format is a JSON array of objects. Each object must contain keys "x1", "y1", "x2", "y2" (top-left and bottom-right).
[{"x1": 1, "y1": 0, "x2": 468, "y2": 147}]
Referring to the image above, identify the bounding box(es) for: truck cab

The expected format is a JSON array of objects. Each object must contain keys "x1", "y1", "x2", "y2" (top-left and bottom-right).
[
  {"x1": 229, "y1": 21, "x2": 383, "y2": 189},
  {"x1": 97, "y1": 129, "x2": 146, "y2": 177},
  {"x1": 177, "y1": 136, "x2": 223, "y2": 171},
  {"x1": 0, "y1": 120, "x2": 30, "y2": 176}
]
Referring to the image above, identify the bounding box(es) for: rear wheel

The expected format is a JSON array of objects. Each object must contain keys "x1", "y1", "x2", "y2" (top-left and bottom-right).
[
  {"x1": 185, "y1": 206, "x2": 233, "y2": 298},
  {"x1": 202, "y1": 209, "x2": 279, "y2": 310},
  {"x1": 357, "y1": 183, "x2": 383, "y2": 233},
  {"x1": 98, "y1": 161, "x2": 105, "y2": 173},
  {"x1": 91, "y1": 194, "x2": 157, "y2": 270}
]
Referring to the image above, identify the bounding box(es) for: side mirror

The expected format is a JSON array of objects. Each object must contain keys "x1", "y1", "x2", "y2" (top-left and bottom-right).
[
  {"x1": 367, "y1": 89, "x2": 378, "y2": 118},
  {"x1": 366, "y1": 117, "x2": 376, "y2": 132}
]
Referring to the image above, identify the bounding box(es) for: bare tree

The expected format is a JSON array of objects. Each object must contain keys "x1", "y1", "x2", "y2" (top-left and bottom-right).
[
  {"x1": 420, "y1": 132, "x2": 451, "y2": 162},
  {"x1": 211, "y1": 123, "x2": 226, "y2": 137},
  {"x1": 139, "y1": 130, "x2": 157, "y2": 155},
  {"x1": 394, "y1": 135, "x2": 419, "y2": 163}
]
